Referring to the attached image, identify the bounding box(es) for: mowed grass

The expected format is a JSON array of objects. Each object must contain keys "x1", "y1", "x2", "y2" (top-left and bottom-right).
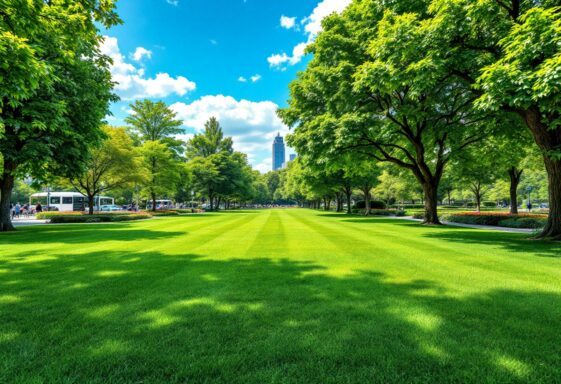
[{"x1": 1, "y1": 209, "x2": 561, "y2": 383}]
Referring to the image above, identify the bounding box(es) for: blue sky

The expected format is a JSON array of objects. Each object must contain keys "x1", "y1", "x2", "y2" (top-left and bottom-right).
[{"x1": 102, "y1": 0, "x2": 351, "y2": 172}]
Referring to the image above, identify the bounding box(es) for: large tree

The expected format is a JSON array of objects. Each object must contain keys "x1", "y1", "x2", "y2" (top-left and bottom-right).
[
  {"x1": 138, "y1": 140, "x2": 181, "y2": 212},
  {"x1": 280, "y1": 1, "x2": 492, "y2": 225},
  {"x1": 185, "y1": 117, "x2": 233, "y2": 159},
  {"x1": 429, "y1": 1, "x2": 561, "y2": 237},
  {"x1": 125, "y1": 99, "x2": 184, "y2": 153},
  {"x1": 69, "y1": 126, "x2": 141, "y2": 214},
  {"x1": 0, "y1": 0, "x2": 120, "y2": 231}
]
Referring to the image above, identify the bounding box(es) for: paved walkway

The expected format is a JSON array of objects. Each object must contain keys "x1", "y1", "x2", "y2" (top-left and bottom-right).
[
  {"x1": 388, "y1": 216, "x2": 535, "y2": 234},
  {"x1": 11, "y1": 216, "x2": 49, "y2": 227}
]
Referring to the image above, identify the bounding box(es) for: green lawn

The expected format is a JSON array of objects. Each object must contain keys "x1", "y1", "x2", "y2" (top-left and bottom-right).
[{"x1": 1, "y1": 209, "x2": 561, "y2": 383}]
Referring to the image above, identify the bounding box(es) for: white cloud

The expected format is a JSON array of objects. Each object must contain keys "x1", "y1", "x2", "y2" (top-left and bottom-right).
[
  {"x1": 303, "y1": 0, "x2": 351, "y2": 38},
  {"x1": 280, "y1": 15, "x2": 297, "y2": 30},
  {"x1": 170, "y1": 95, "x2": 290, "y2": 172},
  {"x1": 267, "y1": 42, "x2": 307, "y2": 67},
  {"x1": 238, "y1": 76, "x2": 247, "y2": 82},
  {"x1": 250, "y1": 74, "x2": 262, "y2": 83},
  {"x1": 269, "y1": 0, "x2": 352, "y2": 68},
  {"x1": 254, "y1": 158, "x2": 273, "y2": 173},
  {"x1": 166, "y1": 0, "x2": 179, "y2": 6},
  {"x1": 100, "y1": 36, "x2": 196, "y2": 100},
  {"x1": 132, "y1": 47, "x2": 152, "y2": 62}
]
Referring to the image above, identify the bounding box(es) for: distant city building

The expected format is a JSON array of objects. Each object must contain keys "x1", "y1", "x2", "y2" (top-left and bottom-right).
[
  {"x1": 289, "y1": 154, "x2": 296, "y2": 162},
  {"x1": 272, "y1": 133, "x2": 285, "y2": 171}
]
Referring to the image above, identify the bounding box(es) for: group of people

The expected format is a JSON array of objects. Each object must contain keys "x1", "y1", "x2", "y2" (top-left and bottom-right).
[{"x1": 10, "y1": 202, "x2": 43, "y2": 219}]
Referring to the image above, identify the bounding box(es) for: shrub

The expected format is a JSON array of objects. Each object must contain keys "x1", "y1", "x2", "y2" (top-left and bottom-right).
[
  {"x1": 355, "y1": 200, "x2": 386, "y2": 209},
  {"x1": 36, "y1": 212, "x2": 82, "y2": 219},
  {"x1": 144, "y1": 210, "x2": 179, "y2": 217},
  {"x1": 482, "y1": 201, "x2": 497, "y2": 208},
  {"x1": 412, "y1": 213, "x2": 425, "y2": 220},
  {"x1": 498, "y1": 218, "x2": 547, "y2": 229},
  {"x1": 48, "y1": 213, "x2": 151, "y2": 223},
  {"x1": 441, "y1": 212, "x2": 547, "y2": 227},
  {"x1": 172, "y1": 209, "x2": 195, "y2": 214}
]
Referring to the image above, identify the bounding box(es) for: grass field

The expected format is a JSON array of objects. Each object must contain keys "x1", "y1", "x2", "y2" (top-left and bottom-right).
[{"x1": 1, "y1": 209, "x2": 561, "y2": 383}]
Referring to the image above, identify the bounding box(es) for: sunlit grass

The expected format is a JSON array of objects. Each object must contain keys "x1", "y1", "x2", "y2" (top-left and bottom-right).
[{"x1": 1, "y1": 209, "x2": 560, "y2": 383}]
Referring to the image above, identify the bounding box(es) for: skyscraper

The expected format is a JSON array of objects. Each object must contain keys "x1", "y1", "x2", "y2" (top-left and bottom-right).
[{"x1": 272, "y1": 133, "x2": 285, "y2": 171}]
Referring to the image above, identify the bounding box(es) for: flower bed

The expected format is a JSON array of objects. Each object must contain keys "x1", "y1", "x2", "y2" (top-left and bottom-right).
[
  {"x1": 35, "y1": 211, "x2": 83, "y2": 219},
  {"x1": 46, "y1": 212, "x2": 152, "y2": 223}
]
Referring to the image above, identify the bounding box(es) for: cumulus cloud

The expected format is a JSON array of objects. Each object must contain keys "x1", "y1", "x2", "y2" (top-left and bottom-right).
[
  {"x1": 268, "y1": 0, "x2": 352, "y2": 68},
  {"x1": 100, "y1": 36, "x2": 196, "y2": 100},
  {"x1": 132, "y1": 47, "x2": 152, "y2": 61},
  {"x1": 166, "y1": 0, "x2": 179, "y2": 6},
  {"x1": 280, "y1": 15, "x2": 297, "y2": 30},
  {"x1": 250, "y1": 74, "x2": 262, "y2": 83},
  {"x1": 238, "y1": 76, "x2": 247, "y2": 82},
  {"x1": 170, "y1": 95, "x2": 290, "y2": 172}
]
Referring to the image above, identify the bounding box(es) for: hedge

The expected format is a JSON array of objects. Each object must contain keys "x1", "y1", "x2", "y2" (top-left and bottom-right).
[
  {"x1": 36, "y1": 212, "x2": 82, "y2": 219},
  {"x1": 171, "y1": 208, "x2": 205, "y2": 214},
  {"x1": 441, "y1": 212, "x2": 547, "y2": 228},
  {"x1": 355, "y1": 200, "x2": 386, "y2": 209},
  {"x1": 498, "y1": 218, "x2": 547, "y2": 229},
  {"x1": 352, "y1": 208, "x2": 405, "y2": 216},
  {"x1": 142, "y1": 210, "x2": 179, "y2": 217},
  {"x1": 47, "y1": 213, "x2": 152, "y2": 223}
]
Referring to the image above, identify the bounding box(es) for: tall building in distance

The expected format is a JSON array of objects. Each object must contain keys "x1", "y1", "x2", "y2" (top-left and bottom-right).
[
  {"x1": 289, "y1": 154, "x2": 296, "y2": 162},
  {"x1": 272, "y1": 133, "x2": 285, "y2": 171}
]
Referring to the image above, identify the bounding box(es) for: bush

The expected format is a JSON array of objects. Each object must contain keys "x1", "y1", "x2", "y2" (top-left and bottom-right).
[
  {"x1": 171, "y1": 208, "x2": 204, "y2": 214},
  {"x1": 48, "y1": 213, "x2": 152, "y2": 223},
  {"x1": 36, "y1": 212, "x2": 82, "y2": 219},
  {"x1": 498, "y1": 218, "x2": 547, "y2": 229},
  {"x1": 482, "y1": 201, "x2": 497, "y2": 208},
  {"x1": 355, "y1": 200, "x2": 386, "y2": 209},
  {"x1": 441, "y1": 212, "x2": 547, "y2": 227},
  {"x1": 144, "y1": 210, "x2": 179, "y2": 217}
]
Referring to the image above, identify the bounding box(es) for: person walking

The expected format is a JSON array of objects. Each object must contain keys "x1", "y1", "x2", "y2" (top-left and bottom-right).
[
  {"x1": 36, "y1": 202, "x2": 43, "y2": 214},
  {"x1": 15, "y1": 202, "x2": 21, "y2": 218}
]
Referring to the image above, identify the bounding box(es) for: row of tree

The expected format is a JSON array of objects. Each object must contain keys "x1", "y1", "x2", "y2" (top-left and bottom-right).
[
  {"x1": 278, "y1": 0, "x2": 561, "y2": 239},
  {"x1": 57, "y1": 100, "x2": 274, "y2": 214}
]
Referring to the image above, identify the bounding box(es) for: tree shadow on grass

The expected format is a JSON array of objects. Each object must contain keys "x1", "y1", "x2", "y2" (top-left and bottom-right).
[
  {"x1": 1, "y1": 249, "x2": 560, "y2": 383},
  {"x1": 0, "y1": 224, "x2": 185, "y2": 245},
  {"x1": 421, "y1": 229, "x2": 561, "y2": 258},
  {"x1": 335, "y1": 216, "x2": 561, "y2": 258}
]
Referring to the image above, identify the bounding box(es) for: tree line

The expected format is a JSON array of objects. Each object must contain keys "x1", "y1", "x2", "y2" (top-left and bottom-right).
[{"x1": 278, "y1": 0, "x2": 561, "y2": 239}]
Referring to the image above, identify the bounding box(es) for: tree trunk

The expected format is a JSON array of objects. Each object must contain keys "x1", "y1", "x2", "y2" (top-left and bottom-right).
[
  {"x1": 522, "y1": 107, "x2": 561, "y2": 239},
  {"x1": 0, "y1": 170, "x2": 15, "y2": 232},
  {"x1": 346, "y1": 190, "x2": 352, "y2": 214},
  {"x1": 151, "y1": 192, "x2": 157, "y2": 212},
  {"x1": 539, "y1": 156, "x2": 561, "y2": 239},
  {"x1": 422, "y1": 181, "x2": 441, "y2": 225},
  {"x1": 88, "y1": 194, "x2": 95, "y2": 215},
  {"x1": 363, "y1": 187, "x2": 371, "y2": 216},
  {"x1": 335, "y1": 193, "x2": 342, "y2": 212},
  {"x1": 508, "y1": 167, "x2": 523, "y2": 215}
]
